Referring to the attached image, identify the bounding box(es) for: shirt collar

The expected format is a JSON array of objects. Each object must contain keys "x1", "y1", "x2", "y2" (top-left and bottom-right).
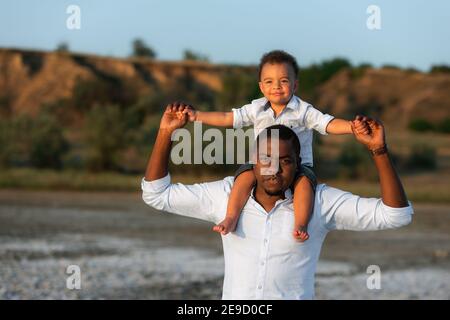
[{"x1": 262, "y1": 95, "x2": 299, "y2": 112}]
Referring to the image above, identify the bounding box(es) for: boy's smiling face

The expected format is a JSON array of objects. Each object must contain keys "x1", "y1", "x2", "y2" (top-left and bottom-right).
[{"x1": 259, "y1": 62, "x2": 298, "y2": 108}]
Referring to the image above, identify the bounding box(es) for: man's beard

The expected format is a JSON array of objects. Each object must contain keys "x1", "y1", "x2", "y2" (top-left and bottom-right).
[{"x1": 264, "y1": 188, "x2": 284, "y2": 196}]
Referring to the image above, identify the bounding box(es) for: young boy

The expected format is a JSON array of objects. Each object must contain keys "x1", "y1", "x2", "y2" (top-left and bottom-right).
[{"x1": 183, "y1": 50, "x2": 367, "y2": 241}]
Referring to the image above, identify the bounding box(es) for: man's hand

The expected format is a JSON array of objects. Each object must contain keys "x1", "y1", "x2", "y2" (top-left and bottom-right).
[
  {"x1": 145, "y1": 101, "x2": 190, "y2": 181},
  {"x1": 351, "y1": 115, "x2": 386, "y2": 151},
  {"x1": 159, "y1": 102, "x2": 190, "y2": 132}
]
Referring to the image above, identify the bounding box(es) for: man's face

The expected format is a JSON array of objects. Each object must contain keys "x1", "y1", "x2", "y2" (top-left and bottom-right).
[
  {"x1": 259, "y1": 62, "x2": 298, "y2": 106},
  {"x1": 253, "y1": 137, "x2": 298, "y2": 196}
]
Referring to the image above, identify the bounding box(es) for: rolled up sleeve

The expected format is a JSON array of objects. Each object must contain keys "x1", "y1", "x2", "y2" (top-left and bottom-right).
[
  {"x1": 232, "y1": 103, "x2": 255, "y2": 129},
  {"x1": 318, "y1": 184, "x2": 414, "y2": 231},
  {"x1": 303, "y1": 104, "x2": 335, "y2": 135},
  {"x1": 142, "y1": 174, "x2": 232, "y2": 224}
]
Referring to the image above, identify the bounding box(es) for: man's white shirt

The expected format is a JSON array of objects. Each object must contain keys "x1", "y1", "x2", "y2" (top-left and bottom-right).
[
  {"x1": 141, "y1": 174, "x2": 413, "y2": 300},
  {"x1": 232, "y1": 95, "x2": 335, "y2": 166}
]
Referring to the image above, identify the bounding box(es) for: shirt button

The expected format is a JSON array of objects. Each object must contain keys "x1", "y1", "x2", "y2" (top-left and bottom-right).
[
  {"x1": 264, "y1": 239, "x2": 268, "y2": 244},
  {"x1": 261, "y1": 261, "x2": 265, "y2": 266},
  {"x1": 258, "y1": 285, "x2": 262, "y2": 290}
]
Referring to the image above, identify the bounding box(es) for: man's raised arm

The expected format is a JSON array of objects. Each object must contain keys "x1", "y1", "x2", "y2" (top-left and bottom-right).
[
  {"x1": 145, "y1": 102, "x2": 188, "y2": 182},
  {"x1": 351, "y1": 116, "x2": 408, "y2": 208},
  {"x1": 141, "y1": 102, "x2": 231, "y2": 224},
  {"x1": 321, "y1": 116, "x2": 412, "y2": 231}
]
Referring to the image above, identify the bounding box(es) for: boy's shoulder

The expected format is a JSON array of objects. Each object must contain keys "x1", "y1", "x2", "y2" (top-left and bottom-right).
[
  {"x1": 294, "y1": 95, "x2": 315, "y2": 109},
  {"x1": 249, "y1": 96, "x2": 269, "y2": 107}
]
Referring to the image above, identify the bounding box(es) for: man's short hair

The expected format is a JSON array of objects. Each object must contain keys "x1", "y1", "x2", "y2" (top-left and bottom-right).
[
  {"x1": 256, "y1": 125, "x2": 301, "y2": 162},
  {"x1": 258, "y1": 50, "x2": 299, "y2": 80}
]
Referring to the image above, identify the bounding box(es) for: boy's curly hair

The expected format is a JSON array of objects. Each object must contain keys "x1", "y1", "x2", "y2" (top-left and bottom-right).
[{"x1": 258, "y1": 50, "x2": 299, "y2": 80}]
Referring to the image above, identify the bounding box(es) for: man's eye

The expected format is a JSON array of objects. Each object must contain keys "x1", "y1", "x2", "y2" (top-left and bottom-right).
[
  {"x1": 260, "y1": 156, "x2": 270, "y2": 163},
  {"x1": 282, "y1": 159, "x2": 292, "y2": 165}
]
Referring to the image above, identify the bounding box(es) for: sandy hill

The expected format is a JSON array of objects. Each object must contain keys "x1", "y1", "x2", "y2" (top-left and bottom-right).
[
  {"x1": 1, "y1": 48, "x2": 450, "y2": 128},
  {"x1": 316, "y1": 68, "x2": 450, "y2": 127},
  {"x1": 0, "y1": 48, "x2": 251, "y2": 115}
]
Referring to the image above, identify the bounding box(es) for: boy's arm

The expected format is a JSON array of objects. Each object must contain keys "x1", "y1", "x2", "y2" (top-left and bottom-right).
[
  {"x1": 196, "y1": 111, "x2": 234, "y2": 127},
  {"x1": 325, "y1": 118, "x2": 353, "y2": 134},
  {"x1": 183, "y1": 106, "x2": 234, "y2": 127}
]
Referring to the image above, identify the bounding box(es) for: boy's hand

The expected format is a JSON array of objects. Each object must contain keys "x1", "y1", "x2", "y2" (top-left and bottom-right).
[
  {"x1": 351, "y1": 115, "x2": 370, "y2": 136},
  {"x1": 351, "y1": 115, "x2": 386, "y2": 151},
  {"x1": 182, "y1": 104, "x2": 198, "y2": 122}
]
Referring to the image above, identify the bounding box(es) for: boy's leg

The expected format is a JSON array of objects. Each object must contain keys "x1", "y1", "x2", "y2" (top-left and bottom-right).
[
  {"x1": 292, "y1": 166, "x2": 317, "y2": 242},
  {"x1": 213, "y1": 169, "x2": 256, "y2": 235}
]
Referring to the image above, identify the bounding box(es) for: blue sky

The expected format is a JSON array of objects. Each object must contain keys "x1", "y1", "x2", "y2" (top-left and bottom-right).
[{"x1": 1, "y1": 0, "x2": 449, "y2": 71}]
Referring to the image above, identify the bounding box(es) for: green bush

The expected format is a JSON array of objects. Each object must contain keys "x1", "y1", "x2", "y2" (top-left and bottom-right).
[
  {"x1": 337, "y1": 140, "x2": 374, "y2": 179},
  {"x1": 408, "y1": 118, "x2": 434, "y2": 132},
  {"x1": 430, "y1": 65, "x2": 450, "y2": 74},
  {"x1": 29, "y1": 113, "x2": 69, "y2": 168},
  {"x1": 0, "y1": 114, "x2": 68, "y2": 169},
  {"x1": 406, "y1": 144, "x2": 437, "y2": 170},
  {"x1": 437, "y1": 118, "x2": 450, "y2": 133},
  {"x1": 83, "y1": 105, "x2": 126, "y2": 171},
  {"x1": 71, "y1": 78, "x2": 138, "y2": 112},
  {"x1": 124, "y1": 92, "x2": 167, "y2": 129},
  {"x1": 298, "y1": 58, "x2": 351, "y2": 98},
  {"x1": 218, "y1": 72, "x2": 260, "y2": 109},
  {"x1": 382, "y1": 64, "x2": 401, "y2": 70}
]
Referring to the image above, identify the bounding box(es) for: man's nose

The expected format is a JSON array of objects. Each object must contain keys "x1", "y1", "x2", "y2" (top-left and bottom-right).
[{"x1": 265, "y1": 159, "x2": 282, "y2": 175}]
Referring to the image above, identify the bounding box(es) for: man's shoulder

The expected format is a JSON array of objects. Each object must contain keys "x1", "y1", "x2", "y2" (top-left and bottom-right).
[
  {"x1": 314, "y1": 183, "x2": 352, "y2": 210},
  {"x1": 199, "y1": 176, "x2": 234, "y2": 198}
]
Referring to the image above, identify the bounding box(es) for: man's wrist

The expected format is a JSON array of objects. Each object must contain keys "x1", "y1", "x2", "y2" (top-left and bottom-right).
[
  {"x1": 369, "y1": 144, "x2": 388, "y2": 157},
  {"x1": 157, "y1": 127, "x2": 175, "y2": 138}
]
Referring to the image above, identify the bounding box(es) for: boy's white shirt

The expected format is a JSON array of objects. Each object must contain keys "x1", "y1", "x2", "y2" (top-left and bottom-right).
[{"x1": 232, "y1": 95, "x2": 334, "y2": 166}]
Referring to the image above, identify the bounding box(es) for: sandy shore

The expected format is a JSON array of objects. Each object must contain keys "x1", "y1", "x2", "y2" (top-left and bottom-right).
[{"x1": 0, "y1": 190, "x2": 449, "y2": 299}]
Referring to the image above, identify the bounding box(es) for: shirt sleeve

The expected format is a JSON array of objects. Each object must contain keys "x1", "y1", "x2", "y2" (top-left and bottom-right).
[
  {"x1": 141, "y1": 174, "x2": 232, "y2": 224},
  {"x1": 302, "y1": 104, "x2": 335, "y2": 135},
  {"x1": 232, "y1": 103, "x2": 255, "y2": 128},
  {"x1": 318, "y1": 184, "x2": 414, "y2": 231}
]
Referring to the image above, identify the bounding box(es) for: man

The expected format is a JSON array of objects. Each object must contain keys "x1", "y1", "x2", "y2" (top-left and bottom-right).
[{"x1": 142, "y1": 102, "x2": 413, "y2": 299}]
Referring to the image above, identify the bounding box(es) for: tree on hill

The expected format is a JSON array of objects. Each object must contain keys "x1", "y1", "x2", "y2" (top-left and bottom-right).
[
  {"x1": 56, "y1": 42, "x2": 70, "y2": 52},
  {"x1": 298, "y1": 57, "x2": 351, "y2": 98},
  {"x1": 183, "y1": 49, "x2": 209, "y2": 62},
  {"x1": 131, "y1": 38, "x2": 156, "y2": 58},
  {"x1": 430, "y1": 65, "x2": 450, "y2": 74}
]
